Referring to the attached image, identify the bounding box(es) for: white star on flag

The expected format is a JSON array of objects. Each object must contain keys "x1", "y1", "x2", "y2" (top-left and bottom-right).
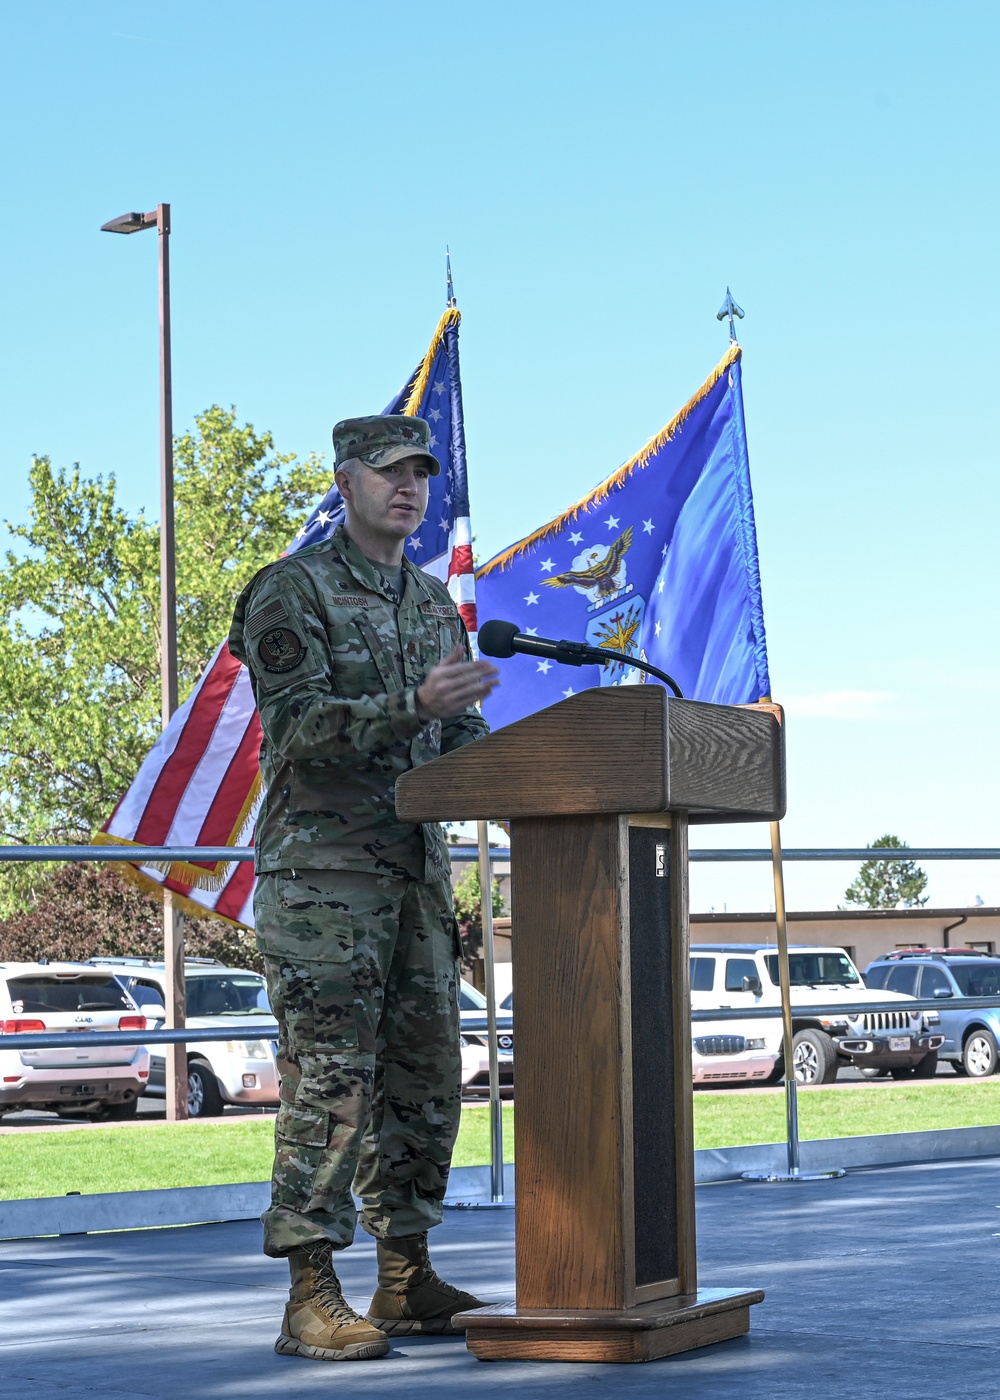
[
  {"x1": 658, "y1": 578, "x2": 665, "y2": 593},
  {"x1": 525, "y1": 592, "x2": 540, "y2": 605},
  {"x1": 655, "y1": 620, "x2": 662, "y2": 636},
  {"x1": 606, "y1": 515, "x2": 620, "y2": 529},
  {"x1": 433, "y1": 379, "x2": 445, "y2": 392},
  {"x1": 562, "y1": 686, "x2": 575, "y2": 697},
  {"x1": 429, "y1": 407, "x2": 442, "y2": 421},
  {"x1": 540, "y1": 558, "x2": 555, "y2": 573},
  {"x1": 569, "y1": 531, "x2": 583, "y2": 545},
  {"x1": 537, "y1": 660, "x2": 552, "y2": 674},
  {"x1": 317, "y1": 510, "x2": 332, "y2": 526},
  {"x1": 409, "y1": 537, "x2": 423, "y2": 550},
  {"x1": 524, "y1": 627, "x2": 538, "y2": 635},
  {"x1": 642, "y1": 518, "x2": 655, "y2": 534},
  {"x1": 296, "y1": 525, "x2": 308, "y2": 540},
  {"x1": 661, "y1": 543, "x2": 669, "y2": 557}
]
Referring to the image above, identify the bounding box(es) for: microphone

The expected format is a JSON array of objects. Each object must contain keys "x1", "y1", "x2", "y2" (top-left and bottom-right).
[{"x1": 478, "y1": 619, "x2": 683, "y2": 697}]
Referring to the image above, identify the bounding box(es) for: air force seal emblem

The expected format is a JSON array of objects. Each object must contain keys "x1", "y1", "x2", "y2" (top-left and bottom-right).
[{"x1": 542, "y1": 526, "x2": 634, "y2": 605}]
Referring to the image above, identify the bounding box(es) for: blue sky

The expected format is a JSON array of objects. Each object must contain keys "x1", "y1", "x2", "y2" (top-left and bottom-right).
[{"x1": 2, "y1": 2, "x2": 998, "y2": 911}]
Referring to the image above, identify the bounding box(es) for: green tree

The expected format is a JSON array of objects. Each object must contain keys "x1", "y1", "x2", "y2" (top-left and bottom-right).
[
  {"x1": 0, "y1": 863, "x2": 263, "y2": 970},
  {"x1": 0, "y1": 407, "x2": 328, "y2": 914},
  {"x1": 452, "y1": 863, "x2": 505, "y2": 969},
  {"x1": 842, "y1": 834, "x2": 929, "y2": 909}
]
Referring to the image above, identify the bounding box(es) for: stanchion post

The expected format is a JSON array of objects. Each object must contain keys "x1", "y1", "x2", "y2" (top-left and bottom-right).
[
  {"x1": 477, "y1": 820, "x2": 504, "y2": 1203},
  {"x1": 742, "y1": 817, "x2": 844, "y2": 1182},
  {"x1": 770, "y1": 819, "x2": 799, "y2": 1174}
]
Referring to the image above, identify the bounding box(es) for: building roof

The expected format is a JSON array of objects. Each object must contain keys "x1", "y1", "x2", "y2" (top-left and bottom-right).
[{"x1": 691, "y1": 907, "x2": 1000, "y2": 923}]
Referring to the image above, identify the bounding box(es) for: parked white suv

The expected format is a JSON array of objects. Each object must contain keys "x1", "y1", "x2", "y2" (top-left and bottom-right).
[
  {"x1": 691, "y1": 943, "x2": 945, "y2": 1084},
  {"x1": 0, "y1": 962, "x2": 150, "y2": 1119},
  {"x1": 459, "y1": 980, "x2": 514, "y2": 1097},
  {"x1": 90, "y1": 958, "x2": 279, "y2": 1118}
]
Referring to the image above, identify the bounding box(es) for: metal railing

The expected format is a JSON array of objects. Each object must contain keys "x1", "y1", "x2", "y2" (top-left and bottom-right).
[
  {"x1": 5, "y1": 845, "x2": 1000, "y2": 864},
  {"x1": 3, "y1": 842, "x2": 1000, "y2": 1192}
]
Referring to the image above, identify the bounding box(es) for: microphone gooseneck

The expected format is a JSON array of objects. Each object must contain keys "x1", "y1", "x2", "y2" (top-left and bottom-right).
[{"x1": 478, "y1": 618, "x2": 684, "y2": 698}]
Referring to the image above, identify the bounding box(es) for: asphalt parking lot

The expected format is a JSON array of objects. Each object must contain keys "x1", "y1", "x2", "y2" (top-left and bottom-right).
[{"x1": 0, "y1": 1058, "x2": 982, "y2": 1130}]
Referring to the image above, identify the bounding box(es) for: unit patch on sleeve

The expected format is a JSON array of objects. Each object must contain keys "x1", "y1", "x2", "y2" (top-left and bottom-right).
[{"x1": 258, "y1": 627, "x2": 305, "y2": 673}]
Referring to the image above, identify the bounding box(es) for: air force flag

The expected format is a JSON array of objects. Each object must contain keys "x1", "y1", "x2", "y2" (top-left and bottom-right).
[{"x1": 475, "y1": 345, "x2": 770, "y2": 729}]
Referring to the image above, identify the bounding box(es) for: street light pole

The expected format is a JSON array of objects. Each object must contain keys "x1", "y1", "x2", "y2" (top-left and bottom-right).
[{"x1": 102, "y1": 205, "x2": 186, "y2": 1121}]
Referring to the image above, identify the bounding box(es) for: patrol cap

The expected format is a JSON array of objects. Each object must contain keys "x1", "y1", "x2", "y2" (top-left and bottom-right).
[{"x1": 332, "y1": 414, "x2": 441, "y2": 476}]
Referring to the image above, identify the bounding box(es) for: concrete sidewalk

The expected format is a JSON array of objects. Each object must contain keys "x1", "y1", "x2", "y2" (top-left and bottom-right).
[{"x1": 3, "y1": 1158, "x2": 999, "y2": 1399}]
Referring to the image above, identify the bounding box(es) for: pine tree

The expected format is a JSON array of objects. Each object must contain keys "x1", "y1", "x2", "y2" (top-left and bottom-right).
[{"x1": 842, "y1": 834, "x2": 929, "y2": 909}]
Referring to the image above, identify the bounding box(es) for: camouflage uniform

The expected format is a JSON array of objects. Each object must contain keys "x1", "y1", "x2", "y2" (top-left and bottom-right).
[{"x1": 229, "y1": 518, "x2": 487, "y2": 1258}]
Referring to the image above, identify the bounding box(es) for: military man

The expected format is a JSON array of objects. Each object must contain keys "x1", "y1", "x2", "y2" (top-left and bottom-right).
[{"x1": 229, "y1": 414, "x2": 500, "y2": 1362}]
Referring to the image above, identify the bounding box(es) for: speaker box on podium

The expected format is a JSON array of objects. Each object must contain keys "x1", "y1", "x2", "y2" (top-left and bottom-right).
[{"x1": 396, "y1": 686, "x2": 785, "y2": 1363}]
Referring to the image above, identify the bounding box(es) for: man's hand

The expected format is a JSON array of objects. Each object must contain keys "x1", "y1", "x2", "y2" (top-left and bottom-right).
[{"x1": 416, "y1": 645, "x2": 500, "y2": 721}]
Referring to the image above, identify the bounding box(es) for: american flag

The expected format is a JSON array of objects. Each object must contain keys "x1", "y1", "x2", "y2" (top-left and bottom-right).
[{"x1": 97, "y1": 308, "x2": 476, "y2": 929}]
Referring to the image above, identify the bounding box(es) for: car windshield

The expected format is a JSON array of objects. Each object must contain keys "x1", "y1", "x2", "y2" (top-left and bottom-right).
[
  {"x1": 186, "y1": 975, "x2": 271, "y2": 1017},
  {"x1": 5, "y1": 975, "x2": 132, "y2": 1013},
  {"x1": 460, "y1": 983, "x2": 488, "y2": 1011},
  {"x1": 764, "y1": 953, "x2": 860, "y2": 987},
  {"x1": 949, "y1": 964, "x2": 1000, "y2": 998}
]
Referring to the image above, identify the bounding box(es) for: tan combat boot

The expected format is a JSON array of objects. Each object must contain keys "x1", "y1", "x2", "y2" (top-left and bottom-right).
[
  {"x1": 275, "y1": 1241, "x2": 390, "y2": 1361},
  {"x1": 366, "y1": 1232, "x2": 486, "y2": 1335}
]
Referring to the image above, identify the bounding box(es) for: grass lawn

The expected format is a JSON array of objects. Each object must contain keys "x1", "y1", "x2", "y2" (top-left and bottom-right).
[
  {"x1": 0, "y1": 1104, "x2": 516, "y2": 1202},
  {"x1": 692, "y1": 1078, "x2": 1000, "y2": 1149},
  {"x1": 3, "y1": 1082, "x2": 1000, "y2": 1200}
]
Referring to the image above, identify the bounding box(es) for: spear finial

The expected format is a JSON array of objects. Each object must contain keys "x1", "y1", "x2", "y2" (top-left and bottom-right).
[
  {"x1": 716, "y1": 287, "x2": 745, "y2": 343},
  {"x1": 446, "y1": 247, "x2": 456, "y2": 308}
]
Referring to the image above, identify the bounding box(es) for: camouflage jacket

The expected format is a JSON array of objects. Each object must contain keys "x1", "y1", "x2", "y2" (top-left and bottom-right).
[{"x1": 228, "y1": 526, "x2": 487, "y2": 882}]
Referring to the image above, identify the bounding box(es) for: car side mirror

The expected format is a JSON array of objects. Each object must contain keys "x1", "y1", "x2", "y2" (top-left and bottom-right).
[
  {"x1": 932, "y1": 987, "x2": 954, "y2": 999},
  {"x1": 140, "y1": 1001, "x2": 167, "y2": 1019},
  {"x1": 742, "y1": 975, "x2": 763, "y2": 995}
]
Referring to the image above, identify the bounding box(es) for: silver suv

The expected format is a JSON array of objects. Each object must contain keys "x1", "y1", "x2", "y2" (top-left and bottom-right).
[
  {"x1": 90, "y1": 958, "x2": 279, "y2": 1118},
  {"x1": 0, "y1": 962, "x2": 150, "y2": 1119}
]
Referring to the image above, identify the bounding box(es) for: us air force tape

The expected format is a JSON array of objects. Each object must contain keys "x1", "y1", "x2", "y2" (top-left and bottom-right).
[{"x1": 258, "y1": 627, "x2": 304, "y2": 673}]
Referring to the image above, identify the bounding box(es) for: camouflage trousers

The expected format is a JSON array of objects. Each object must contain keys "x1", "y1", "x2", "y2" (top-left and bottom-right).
[{"x1": 254, "y1": 869, "x2": 462, "y2": 1258}]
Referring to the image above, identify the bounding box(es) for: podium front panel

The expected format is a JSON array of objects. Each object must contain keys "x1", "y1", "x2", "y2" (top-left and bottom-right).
[{"x1": 510, "y1": 812, "x2": 695, "y2": 1312}]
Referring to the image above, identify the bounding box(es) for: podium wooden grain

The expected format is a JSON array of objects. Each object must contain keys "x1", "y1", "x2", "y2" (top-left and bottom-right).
[{"x1": 396, "y1": 688, "x2": 784, "y2": 1363}]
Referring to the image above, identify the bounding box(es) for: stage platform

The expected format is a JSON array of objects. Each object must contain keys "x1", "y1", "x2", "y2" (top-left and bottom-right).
[{"x1": 3, "y1": 1157, "x2": 999, "y2": 1398}]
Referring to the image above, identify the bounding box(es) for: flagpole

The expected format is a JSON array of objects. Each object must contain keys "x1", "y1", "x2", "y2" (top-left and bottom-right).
[
  {"x1": 441, "y1": 252, "x2": 509, "y2": 1207},
  {"x1": 714, "y1": 291, "x2": 844, "y2": 1182},
  {"x1": 477, "y1": 820, "x2": 505, "y2": 1203},
  {"x1": 459, "y1": 238, "x2": 506, "y2": 1201}
]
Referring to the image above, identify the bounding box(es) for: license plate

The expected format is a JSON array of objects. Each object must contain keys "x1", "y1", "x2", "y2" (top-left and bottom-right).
[{"x1": 889, "y1": 1036, "x2": 911, "y2": 1051}]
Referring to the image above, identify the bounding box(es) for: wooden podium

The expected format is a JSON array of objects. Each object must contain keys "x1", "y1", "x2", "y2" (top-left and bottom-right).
[{"x1": 395, "y1": 687, "x2": 785, "y2": 1363}]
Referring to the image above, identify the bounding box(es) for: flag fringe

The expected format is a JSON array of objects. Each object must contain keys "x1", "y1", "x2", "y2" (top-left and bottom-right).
[
  {"x1": 92, "y1": 831, "x2": 232, "y2": 890},
  {"x1": 228, "y1": 771, "x2": 263, "y2": 851},
  {"x1": 115, "y1": 859, "x2": 252, "y2": 932},
  {"x1": 402, "y1": 308, "x2": 461, "y2": 416},
  {"x1": 477, "y1": 343, "x2": 742, "y2": 576},
  {"x1": 93, "y1": 772, "x2": 261, "y2": 890}
]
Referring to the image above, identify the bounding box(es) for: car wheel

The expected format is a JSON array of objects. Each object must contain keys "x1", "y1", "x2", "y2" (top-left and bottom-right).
[
  {"x1": 910, "y1": 1052, "x2": 939, "y2": 1079},
  {"x1": 90, "y1": 1097, "x2": 139, "y2": 1122},
  {"x1": 792, "y1": 1029, "x2": 838, "y2": 1085},
  {"x1": 951, "y1": 1059, "x2": 969, "y2": 1075},
  {"x1": 962, "y1": 1029, "x2": 999, "y2": 1079},
  {"x1": 188, "y1": 1061, "x2": 224, "y2": 1117},
  {"x1": 858, "y1": 1066, "x2": 888, "y2": 1080}
]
